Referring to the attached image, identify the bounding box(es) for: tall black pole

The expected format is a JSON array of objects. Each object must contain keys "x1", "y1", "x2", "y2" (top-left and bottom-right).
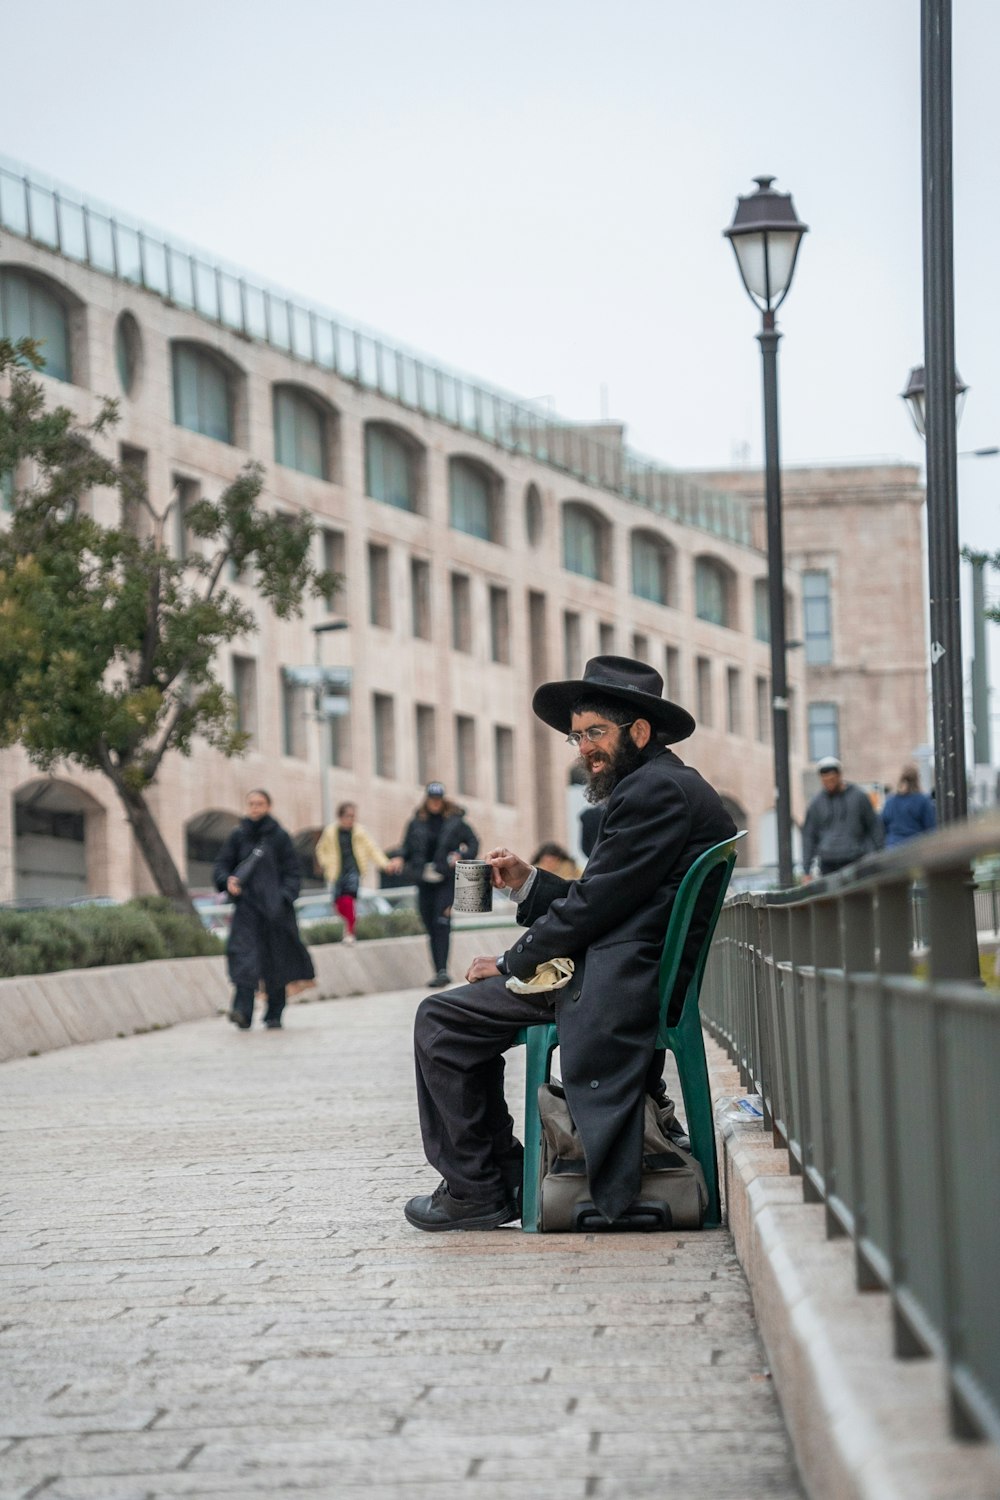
[
  {"x1": 758, "y1": 311, "x2": 794, "y2": 888},
  {"x1": 921, "y1": 0, "x2": 967, "y2": 822}
]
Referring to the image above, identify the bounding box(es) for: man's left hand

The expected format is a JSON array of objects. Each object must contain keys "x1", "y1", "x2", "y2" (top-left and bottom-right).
[{"x1": 465, "y1": 955, "x2": 500, "y2": 983}]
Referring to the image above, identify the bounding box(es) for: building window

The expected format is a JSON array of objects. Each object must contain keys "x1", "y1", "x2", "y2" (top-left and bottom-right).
[
  {"x1": 632, "y1": 632, "x2": 649, "y2": 662},
  {"x1": 694, "y1": 557, "x2": 732, "y2": 627},
  {"x1": 171, "y1": 343, "x2": 234, "y2": 443},
  {"x1": 365, "y1": 422, "x2": 419, "y2": 511},
  {"x1": 281, "y1": 671, "x2": 307, "y2": 758},
  {"x1": 665, "y1": 645, "x2": 681, "y2": 702},
  {"x1": 373, "y1": 693, "x2": 396, "y2": 779},
  {"x1": 0, "y1": 269, "x2": 71, "y2": 382},
  {"x1": 756, "y1": 676, "x2": 771, "y2": 743},
  {"x1": 449, "y1": 456, "x2": 496, "y2": 541},
  {"x1": 171, "y1": 474, "x2": 199, "y2": 562},
  {"x1": 115, "y1": 312, "x2": 141, "y2": 395},
  {"x1": 599, "y1": 621, "x2": 616, "y2": 655},
  {"x1": 119, "y1": 445, "x2": 147, "y2": 535},
  {"x1": 411, "y1": 557, "x2": 431, "y2": 640},
  {"x1": 726, "y1": 667, "x2": 743, "y2": 736},
  {"x1": 563, "y1": 611, "x2": 582, "y2": 676},
  {"x1": 456, "y1": 714, "x2": 476, "y2": 797},
  {"x1": 562, "y1": 503, "x2": 608, "y2": 581},
  {"x1": 494, "y1": 725, "x2": 515, "y2": 804},
  {"x1": 489, "y1": 585, "x2": 510, "y2": 664},
  {"x1": 525, "y1": 482, "x2": 543, "y2": 546},
  {"x1": 415, "y1": 704, "x2": 436, "y2": 785},
  {"x1": 451, "y1": 573, "x2": 472, "y2": 652},
  {"x1": 273, "y1": 385, "x2": 328, "y2": 479},
  {"x1": 329, "y1": 709, "x2": 352, "y2": 769},
  {"x1": 754, "y1": 578, "x2": 770, "y2": 643},
  {"x1": 631, "y1": 532, "x2": 672, "y2": 605},
  {"x1": 803, "y1": 570, "x2": 833, "y2": 665},
  {"x1": 232, "y1": 656, "x2": 258, "y2": 748},
  {"x1": 368, "y1": 544, "x2": 391, "y2": 629},
  {"x1": 696, "y1": 657, "x2": 713, "y2": 727},
  {"x1": 808, "y1": 702, "x2": 840, "y2": 761},
  {"x1": 321, "y1": 527, "x2": 345, "y2": 612}
]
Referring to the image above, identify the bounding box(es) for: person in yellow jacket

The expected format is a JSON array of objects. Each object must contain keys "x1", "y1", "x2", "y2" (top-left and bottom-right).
[{"x1": 314, "y1": 802, "x2": 400, "y2": 943}]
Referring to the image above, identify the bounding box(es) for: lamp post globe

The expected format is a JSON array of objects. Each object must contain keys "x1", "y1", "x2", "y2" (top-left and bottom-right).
[
  {"x1": 724, "y1": 177, "x2": 808, "y2": 891},
  {"x1": 901, "y1": 363, "x2": 968, "y2": 440}
]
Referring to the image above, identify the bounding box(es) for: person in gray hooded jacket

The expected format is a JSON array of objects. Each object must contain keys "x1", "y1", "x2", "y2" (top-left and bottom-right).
[{"x1": 801, "y1": 757, "x2": 883, "y2": 876}]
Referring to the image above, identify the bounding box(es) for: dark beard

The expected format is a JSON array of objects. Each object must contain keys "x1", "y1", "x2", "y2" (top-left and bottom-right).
[{"x1": 583, "y1": 734, "x2": 646, "y2": 803}]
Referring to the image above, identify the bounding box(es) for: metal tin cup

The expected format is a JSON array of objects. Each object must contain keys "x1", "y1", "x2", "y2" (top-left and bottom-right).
[{"x1": 452, "y1": 859, "x2": 493, "y2": 914}]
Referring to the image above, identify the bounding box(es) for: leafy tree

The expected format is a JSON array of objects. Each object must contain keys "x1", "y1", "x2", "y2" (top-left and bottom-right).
[
  {"x1": 962, "y1": 546, "x2": 1000, "y2": 623},
  {"x1": 0, "y1": 338, "x2": 336, "y2": 911}
]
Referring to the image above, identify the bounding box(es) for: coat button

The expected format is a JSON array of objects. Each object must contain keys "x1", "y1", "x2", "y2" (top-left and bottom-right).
[
  {"x1": 516, "y1": 944, "x2": 524, "y2": 953},
  {"x1": 571, "y1": 990, "x2": 580, "y2": 1000},
  {"x1": 525, "y1": 933, "x2": 533, "y2": 943},
  {"x1": 590, "y1": 1079, "x2": 599, "y2": 1088}
]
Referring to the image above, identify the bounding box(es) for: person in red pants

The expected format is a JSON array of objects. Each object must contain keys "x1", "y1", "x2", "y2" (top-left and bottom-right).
[{"x1": 315, "y1": 803, "x2": 399, "y2": 943}]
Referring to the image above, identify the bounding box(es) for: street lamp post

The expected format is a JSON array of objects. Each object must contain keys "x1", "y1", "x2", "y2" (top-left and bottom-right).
[{"x1": 725, "y1": 176, "x2": 808, "y2": 889}]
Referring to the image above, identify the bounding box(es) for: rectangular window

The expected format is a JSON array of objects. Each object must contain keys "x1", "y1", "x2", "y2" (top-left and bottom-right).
[
  {"x1": 411, "y1": 557, "x2": 432, "y2": 640},
  {"x1": 451, "y1": 573, "x2": 472, "y2": 652},
  {"x1": 803, "y1": 570, "x2": 832, "y2": 665},
  {"x1": 494, "y1": 725, "x2": 515, "y2": 804},
  {"x1": 726, "y1": 667, "x2": 742, "y2": 736},
  {"x1": 489, "y1": 585, "x2": 510, "y2": 664},
  {"x1": 321, "y1": 527, "x2": 345, "y2": 612},
  {"x1": 808, "y1": 702, "x2": 840, "y2": 761},
  {"x1": 373, "y1": 693, "x2": 396, "y2": 778},
  {"x1": 119, "y1": 445, "x2": 147, "y2": 536},
  {"x1": 754, "y1": 578, "x2": 770, "y2": 643},
  {"x1": 172, "y1": 474, "x2": 199, "y2": 561},
  {"x1": 456, "y1": 714, "x2": 476, "y2": 798},
  {"x1": 599, "y1": 621, "x2": 616, "y2": 655},
  {"x1": 632, "y1": 632, "x2": 649, "y2": 662},
  {"x1": 368, "y1": 544, "x2": 391, "y2": 629},
  {"x1": 415, "y1": 704, "x2": 436, "y2": 786},
  {"x1": 696, "y1": 657, "x2": 713, "y2": 727},
  {"x1": 281, "y1": 671, "x2": 307, "y2": 758},
  {"x1": 329, "y1": 708, "x2": 352, "y2": 769},
  {"x1": 563, "y1": 611, "x2": 582, "y2": 677},
  {"x1": 664, "y1": 645, "x2": 681, "y2": 703},
  {"x1": 232, "y1": 655, "x2": 258, "y2": 748},
  {"x1": 756, "y1": 676, "x2": 771, "y2": 743}
]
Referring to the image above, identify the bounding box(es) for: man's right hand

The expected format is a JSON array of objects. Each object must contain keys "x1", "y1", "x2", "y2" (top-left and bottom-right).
[
  {"x1": 226, "y1": 876, "x2": 242, "y2": 898},
  {"x1": 486, "y1": 847, "x2": 533, "y2": 891}
]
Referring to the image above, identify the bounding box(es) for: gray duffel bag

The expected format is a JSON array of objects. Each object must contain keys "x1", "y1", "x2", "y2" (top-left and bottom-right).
[{"x1": 537, "y1": 1080, "x2": 708, "y2": 1232}]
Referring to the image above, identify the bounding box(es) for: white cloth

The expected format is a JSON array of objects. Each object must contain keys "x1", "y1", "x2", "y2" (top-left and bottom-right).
[{"x1": 505, "y1": 956, "x2": 575, "y2": 995}]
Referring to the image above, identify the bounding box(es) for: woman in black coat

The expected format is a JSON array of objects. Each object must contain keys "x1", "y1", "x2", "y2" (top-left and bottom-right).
[
  {"x1": 213, "y1": 790, "x2": 314, "y2": 1030},
  {"x1": 396, "y1": 781, "x2": 478, "y2": 988}
]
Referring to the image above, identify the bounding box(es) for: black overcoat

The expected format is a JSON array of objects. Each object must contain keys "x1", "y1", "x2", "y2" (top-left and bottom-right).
[
  {"x1": 506, "y1": 746, "x2": 736, "y2": 1222},
  {"x1": 213, "y1": 815, "x2": 315, "y2": 991}
]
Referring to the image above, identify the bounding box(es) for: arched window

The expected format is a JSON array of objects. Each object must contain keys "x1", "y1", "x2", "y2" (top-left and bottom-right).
[
  {"x1": 631, "y1": 530, "x2": 674, "y2": 605},
  {"x1": 364, "y1": 422, "x2": 421, "y2": 511},
  {"x1": 115, "y1": 312, "x2": 141, "y2": 395},
  {"x1": 525, "y1": 483, "x2": 543, "y2": 546},
  {"x1": 694, "y1": 555, "x2": 734, "y2": 628},
  {"x1": 562, "y1": 502, "x2": 610, "y2": 582},
  {"x1": 0, "y1": 268, "x2": 71, "y2": 382},
  {"x1": 449, "y1": 456, "x2": 500, "y2": 541},
  {"x1": 171, "y1": 342, "x2": 236, "y2": 443},
  {"x1": 273, "y1": 385, "x2": 331, "y2": 480}
]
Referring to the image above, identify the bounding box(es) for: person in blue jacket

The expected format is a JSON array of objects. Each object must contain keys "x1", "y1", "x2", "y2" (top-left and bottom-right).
[{"x1": 882, "y1": 765, "x2": 936, "y2": 847}]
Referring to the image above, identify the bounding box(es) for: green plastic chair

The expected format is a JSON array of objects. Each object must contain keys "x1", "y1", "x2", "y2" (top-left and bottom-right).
[{"x1": 513, "y1": 831, "x2": 746, "y2": 1233}]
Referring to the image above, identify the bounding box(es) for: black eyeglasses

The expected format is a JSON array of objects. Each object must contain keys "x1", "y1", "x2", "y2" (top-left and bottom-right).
[{"x1": 565, "y1": 721, "x2": 634, "y2": 750}]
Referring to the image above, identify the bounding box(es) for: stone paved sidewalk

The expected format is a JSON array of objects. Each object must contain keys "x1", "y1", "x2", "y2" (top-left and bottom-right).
[{"x1": 0, "y1": 988, "x2": 804, "y2": 1499}]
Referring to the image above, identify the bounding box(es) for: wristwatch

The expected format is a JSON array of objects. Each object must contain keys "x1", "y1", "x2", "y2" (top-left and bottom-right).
[{"x1": 495, "y1": 952, "x2": 509, "y2": 975}]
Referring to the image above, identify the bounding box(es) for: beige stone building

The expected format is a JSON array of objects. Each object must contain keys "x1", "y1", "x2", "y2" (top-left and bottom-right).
[
  {"x1": 1, "y1": 165, "x2": 819, "y2": 900},
  {"x1": 696, "y1": 464, "x2": 929, "y2": 806}
]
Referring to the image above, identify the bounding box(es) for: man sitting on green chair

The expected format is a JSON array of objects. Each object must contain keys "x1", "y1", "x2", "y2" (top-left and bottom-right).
[{"x1": 404, "y1": 655, "x2": 737, "y2": 1233}]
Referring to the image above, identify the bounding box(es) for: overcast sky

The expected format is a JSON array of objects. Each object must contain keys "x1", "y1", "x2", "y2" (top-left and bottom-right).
[{"x1": 3, "y1": 0, "x2": 998, "y2": 712}]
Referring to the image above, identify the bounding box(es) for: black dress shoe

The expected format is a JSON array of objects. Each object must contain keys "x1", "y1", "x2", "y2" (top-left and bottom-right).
[
  {"x1": 427, "y1": 971, "x2": 452, "y2": 988},
  {"x1": 404, "y1": 1182, "x2": 518, "y2": 1232},
  {"x1": 264, "y1": 1019, "x2": 282, "y2": 1029},
  {"x1": 228, "y1": 1010, "x2": 251, "y2": 1029}
]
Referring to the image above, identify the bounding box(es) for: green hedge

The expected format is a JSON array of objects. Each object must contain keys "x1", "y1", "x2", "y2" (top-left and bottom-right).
[
  {"x1": 0, "y1": 900, "x2": 222, "y2": 979},
  {"x1": 303, "y1": 909, "x2": 425, "y2": 945}
]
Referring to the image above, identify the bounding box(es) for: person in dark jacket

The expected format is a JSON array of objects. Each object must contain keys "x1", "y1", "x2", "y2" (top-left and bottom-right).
[
  {"x1": 881, "y1": 764, "x2": 936, "y2": 847},
  {"x1": 213, "y1": 789, "x2": 315, "y2": 1030},
  {"x1": 396, "y1": 782, "x2": 478, "y2": 988},
  {"x1": 801, "y1": 757, "x2": 884, "y2": 876},
  {"x1": 404, "y1": 656, "x2": 737, "y2": 1233}
]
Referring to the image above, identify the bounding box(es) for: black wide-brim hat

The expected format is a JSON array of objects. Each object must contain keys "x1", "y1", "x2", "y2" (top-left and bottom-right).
[{"x1": 532, "y1": 655, "x2": 696, "y2": 743}]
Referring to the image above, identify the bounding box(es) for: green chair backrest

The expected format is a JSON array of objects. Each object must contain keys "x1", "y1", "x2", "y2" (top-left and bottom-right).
[{"x1": 654, "y1": 831, "x2": 747, "y2": 1048}]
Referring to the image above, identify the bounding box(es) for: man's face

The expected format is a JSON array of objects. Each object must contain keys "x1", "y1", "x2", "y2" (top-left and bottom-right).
[
  {"x1": 338, "y1": 806, "x2": 356, "y2": 828},
  {"x1": 571, "y1": 713, "x2": 645, "y2": 803},
  {"x1": 426, "y1": 795, "x2": 444, "y2": 814},
  {"x1": 246, "y1": 793, "x2": 270, "y2": 821},
  {"x1": 819, "y1": 769, "x2": 843, "y2": 794}
]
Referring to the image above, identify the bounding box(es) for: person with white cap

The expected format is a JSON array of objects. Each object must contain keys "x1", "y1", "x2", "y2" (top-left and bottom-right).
[
  {"x1": 403, "y1": 655, "x2": 736, "y2": 1233},
  {"x1": 801, "y1": 756, "x2": 883, "y2": 877},
  {"x1": 394, "y1": 782, "x2": 478, "y2": 988}
]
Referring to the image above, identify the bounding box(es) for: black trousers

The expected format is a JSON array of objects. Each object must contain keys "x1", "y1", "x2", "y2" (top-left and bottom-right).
[
  {"x1": 414, "y1": 975, "x2": 558, "y2": 1201},
  {"x1": 232, "y1": 983, "x2": 286, "y2": 1026},
  {"x1": 417, "y1": 880, "x2": 454, "y2": 975}
]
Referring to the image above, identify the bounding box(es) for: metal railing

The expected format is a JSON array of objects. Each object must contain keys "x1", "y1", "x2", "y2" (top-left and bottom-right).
[
  {"x1": 0, "y1": 156, "x2": 752, "y2": 547},
  {"x1": 703, "y1": 814, "x2": 1000, "y2": 1446}
]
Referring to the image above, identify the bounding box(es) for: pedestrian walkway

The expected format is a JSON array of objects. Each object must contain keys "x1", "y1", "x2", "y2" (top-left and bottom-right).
[{"x1": 1, "y1": 988, "x2": 804, "y2": 1499}]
